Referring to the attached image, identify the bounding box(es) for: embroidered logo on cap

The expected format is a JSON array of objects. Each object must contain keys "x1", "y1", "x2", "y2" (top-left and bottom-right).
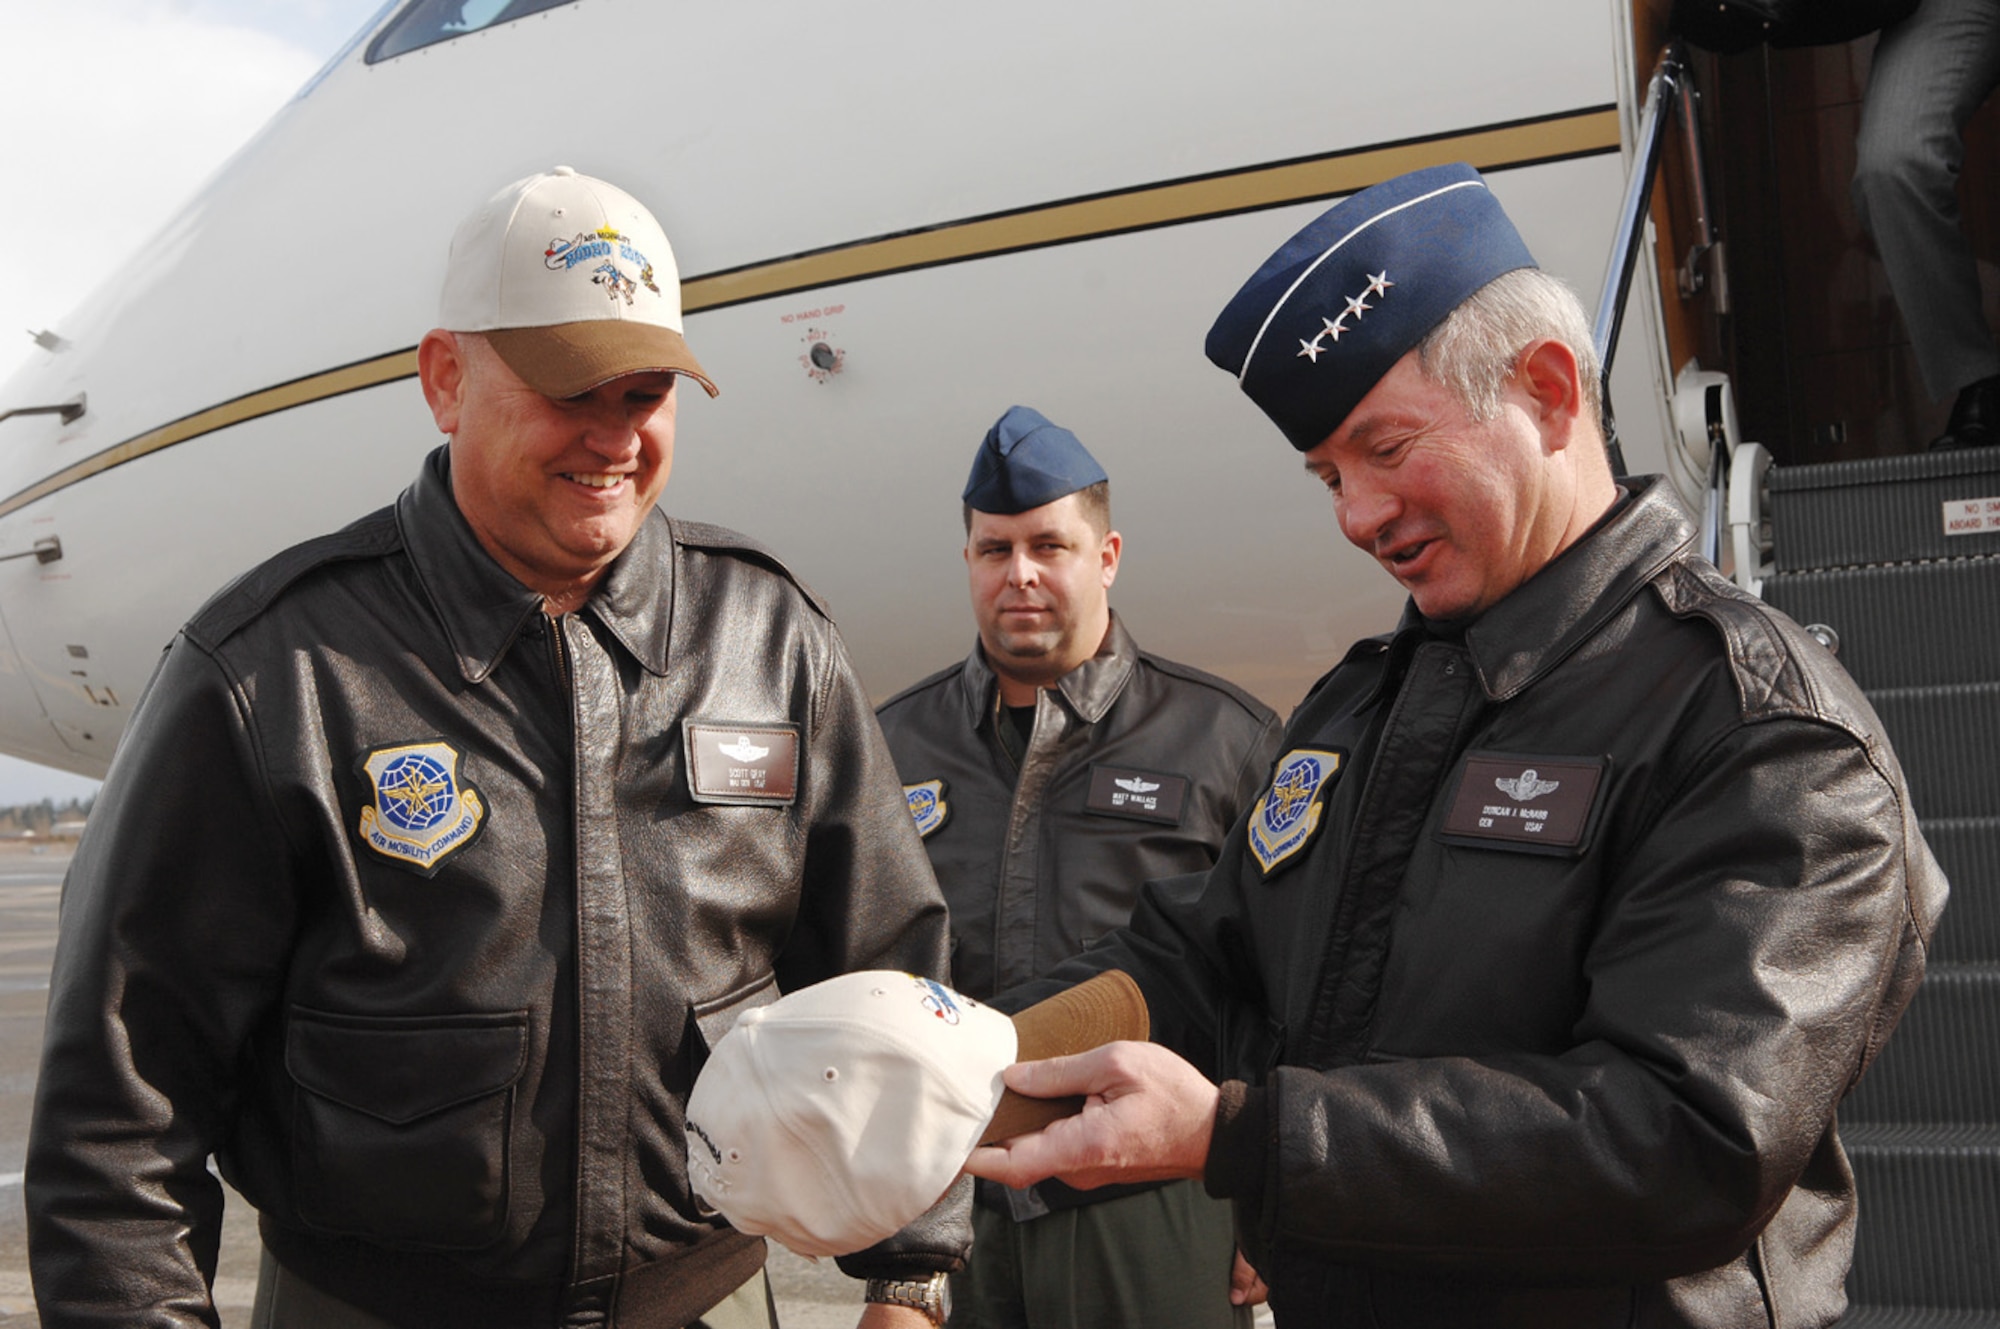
[
  {"x1": 917, "y1": 976, "x2": 964, "y2": 1024},
  {"x1": 1441, "y1": 752, "x2": 1607, "y2": 855},
  {"x1": 903, "y1": 780, "x2": 949, "y2": 839},
  {"x1": 1084, "y1": 765, "x2": 1189, "y2": 826},
  {"x1": 685, "y1": 722, "x2": 801, "y2": 805},
  {"x1": 356, "y1": 740, "x2": 487, "y2": 875},
  {"x1": 1248, "y1": 749, "x2": 1345, "y2": 874},
  {"x1": 544, "y1": 225, "x2": 662, "y2": 305}
]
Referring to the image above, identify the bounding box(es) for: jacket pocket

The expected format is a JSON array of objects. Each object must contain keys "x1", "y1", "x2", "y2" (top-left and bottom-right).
[{"x1": 286, "y1": 1006, "x2": 529, "y2": 1251}]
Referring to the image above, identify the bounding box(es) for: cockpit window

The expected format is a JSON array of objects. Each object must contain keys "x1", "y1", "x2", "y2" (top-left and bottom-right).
[{"x1": 367, "y1": 0, "x2": 581, "y2": 63}]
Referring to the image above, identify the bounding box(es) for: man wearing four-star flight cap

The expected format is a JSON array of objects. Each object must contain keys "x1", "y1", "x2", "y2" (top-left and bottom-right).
[
  {"x1": 965, "y1": 163, "x2": 1944, "y2": 1327},
  {"x1": 876, "y1": 405, "x2": 1278, "y2": 1327}
]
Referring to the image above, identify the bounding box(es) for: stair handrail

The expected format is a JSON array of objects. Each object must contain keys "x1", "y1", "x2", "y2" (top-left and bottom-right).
[{"x1": 1594, "y1": 41, "x2": 1716, "y2": 481}]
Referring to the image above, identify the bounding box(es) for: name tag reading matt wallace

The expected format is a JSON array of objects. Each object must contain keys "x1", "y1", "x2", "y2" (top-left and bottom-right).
[
  {"x1": 684, "y1": 722, "x2": 800, "y2": 805},
  {"x1": 1441, "y1": 752, "x2": 1607, "y2": 856},
  {"x1": 1084, "y1": 765, "x2": 1189, "y2": 825}
]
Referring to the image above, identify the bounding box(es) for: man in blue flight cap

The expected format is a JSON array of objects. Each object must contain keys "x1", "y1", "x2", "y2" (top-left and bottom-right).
[
  {"x1": 877, "y1": 406, "x2": 1278, "y2": 1328},
  {"x1": 965, "y1": 164, "x2": 1945, "y2": 1326}
]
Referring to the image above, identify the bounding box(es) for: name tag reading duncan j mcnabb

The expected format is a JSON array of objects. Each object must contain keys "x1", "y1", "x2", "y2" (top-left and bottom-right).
[
  {"x1": 684, "y1": 722, "x2": 801, "y2": 806},
  {"x1": 1440, "y1": 752, "x2": 1607, "y2": 856}
]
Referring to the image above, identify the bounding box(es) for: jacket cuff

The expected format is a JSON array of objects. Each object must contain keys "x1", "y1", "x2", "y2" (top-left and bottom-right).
[
  {"x1": 832, "y1": 1174, "x2": 972, "y2": 1281},
  {"x1": 1203, "y1": 1079, "x2": 1269, "y2": 1209}
]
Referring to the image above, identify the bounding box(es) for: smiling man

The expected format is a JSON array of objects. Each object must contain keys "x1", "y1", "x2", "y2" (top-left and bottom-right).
[
  {"x1": 965, "y1": 164, "x2": 1947, "y2": 1328},
  {"x1": 27, "y1": 168, "x2": 963, "y2": 1329},
  {"x1": 875, "y1": 408, "x2": 1277, "y2": 1329}
]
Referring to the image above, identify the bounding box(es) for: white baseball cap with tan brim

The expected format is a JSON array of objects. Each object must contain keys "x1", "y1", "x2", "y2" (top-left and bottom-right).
[
  {"x1": 438, "y1": 165, "x2": 717, "y2": 400},
  {"x1": 684, "y1": 969, "x2": 1148, "y2": 1259}
]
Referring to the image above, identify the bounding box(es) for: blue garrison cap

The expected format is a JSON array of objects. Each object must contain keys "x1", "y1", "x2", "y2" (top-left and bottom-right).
[
  {"x1": 962, "y1": 406, "x2": 1108, "y2": 514},
  {"x1": 1204, "y1": 163, "x2": 1538, "y2": 451}
]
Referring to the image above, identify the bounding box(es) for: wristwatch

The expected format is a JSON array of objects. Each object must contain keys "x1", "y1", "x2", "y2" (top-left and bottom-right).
[{"x1": 864, "y1": 1272, "x2": 952, "y2": 1324}]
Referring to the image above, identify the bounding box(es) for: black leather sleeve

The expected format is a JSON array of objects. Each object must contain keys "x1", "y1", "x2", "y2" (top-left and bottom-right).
[{"x1": 27, "y1": 636, "x2": 299, "y2": 1328}]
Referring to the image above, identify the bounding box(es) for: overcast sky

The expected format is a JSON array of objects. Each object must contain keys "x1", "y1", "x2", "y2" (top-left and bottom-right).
[{"x1": 0, "y1": 0, "x2": 390, "y2": 804}]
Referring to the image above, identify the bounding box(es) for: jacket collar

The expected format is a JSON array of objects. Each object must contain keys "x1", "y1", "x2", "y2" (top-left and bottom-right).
[
  {"x1": 1454, "y1": 474, "x2": 1694, "y2": 701},
  {"x1": 951, "y1": 610, "x2": 1140, "y2": 730},
  {"x1": 397, "y1": 446, "x2": 676, "y2": 683}
]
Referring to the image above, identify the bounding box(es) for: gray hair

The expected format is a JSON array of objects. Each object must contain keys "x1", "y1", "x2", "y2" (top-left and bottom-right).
[{"x1": 1415, "y1": 268, "x2": 1604, "y2": 428}]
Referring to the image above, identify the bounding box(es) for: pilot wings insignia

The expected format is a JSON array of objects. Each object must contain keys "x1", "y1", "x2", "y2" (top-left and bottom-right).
[
  {"x1": 719, "y1": 736, "x2": 769, "y2": 762},
  {"x1": 1494, "y1": 768, "x2": 1561, "y2": 801},
  {"x1": 1114, "y1": 777, "x2": 1160, "y2": 794}
]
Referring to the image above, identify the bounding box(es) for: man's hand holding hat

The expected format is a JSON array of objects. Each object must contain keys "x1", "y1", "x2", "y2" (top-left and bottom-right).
[
  {"x1": 685, "y1": 969, "x2": 1150, "y2": 1259},
  {"x1": 961, "y1": 1040, "x2": 1221, "y2": 1192}
]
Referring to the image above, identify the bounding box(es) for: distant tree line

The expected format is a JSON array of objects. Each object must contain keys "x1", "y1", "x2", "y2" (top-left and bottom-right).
[{"x1": 0, "y1": 796, "x2": 94, "y2": 840}]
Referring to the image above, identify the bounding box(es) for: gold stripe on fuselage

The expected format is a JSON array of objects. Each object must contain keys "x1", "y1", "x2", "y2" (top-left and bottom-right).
[{"x1": 0, "y1": 106, "x2": 1619, "y2": 520}]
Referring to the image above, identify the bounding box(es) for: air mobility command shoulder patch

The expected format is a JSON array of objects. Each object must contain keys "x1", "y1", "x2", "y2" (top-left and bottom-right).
[
  {"x1": 1248, "y1": 749, "x2": 1345, "y2": 875},
  {"x1": 903, "y1": 780, "x2": 949, "y2": 838},
  {"x1": 356, "y1": 740, "x2": 487, "y2": 876}
]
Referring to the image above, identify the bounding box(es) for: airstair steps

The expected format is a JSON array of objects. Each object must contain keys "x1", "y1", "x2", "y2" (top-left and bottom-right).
[
  {"x1": 1922, "y1": 819, "x2": 2000, "y2": 964},
  {"x1": 1837, "y1": 1306, "x2": 2000, "y2": 1327},
  {"x1": 1754, "y1": 447, "x2": 2000, "y2": 1321},
  {"x1": 1864, "y1": 684, "x2": 2000, "y2": 823},
  {"x1": 1843, "y1": 965, "x2": 2000, "y2": 1123},
  {"x1": 1759, "y1": 557, "x2": 2000, "y2": 689},
  {"x1": 1842, "y1": 1123, "x2": 2000, "y2": 1308},
  {"x1": 1768, "y1": 450, "x2": 2000, "y2": 569}
]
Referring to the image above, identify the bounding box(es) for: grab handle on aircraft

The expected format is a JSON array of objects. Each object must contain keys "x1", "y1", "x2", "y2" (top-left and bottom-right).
[
  {"x1": 0, "y1": 538, "x2": 62, "y2": 566},
  {"x1": 0, "y1": 394, "x2": 87, "y2": 428}
]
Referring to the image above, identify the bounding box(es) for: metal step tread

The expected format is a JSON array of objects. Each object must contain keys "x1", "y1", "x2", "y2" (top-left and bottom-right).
[
  {"x1": 1838, "y1": 1308, "x2": 2000, "y2": 1327},
  {"x1": 1844, "y1": 961, "x2": 2000, "y2": 1125},
  {"x1": 1863, "y1": 685, "x2": 2000, "y2": 822},
  {"x1": 1922, "y1": 816, "x2": 2000, "y2": 968},
  {"x1": 1773, "y1": 450, "x2": 2000, "y2": 491},
  {"x1": 1769, "y1": 450, "x2": 2000, "y2": 570},
  {"x1": 1761, "y1": 557, "x2": 2000, "y2": 690},
  {"x1": 1844, "y1": 1121, "x2": 2000, "y2": 1150}
]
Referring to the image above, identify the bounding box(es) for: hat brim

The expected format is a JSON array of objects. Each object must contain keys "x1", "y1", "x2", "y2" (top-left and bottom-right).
[
  {"x1": 484, "y1": 320, "x2": 719, "y2": 400},
  {"x1": 979, "y1": 969, "x2": 1150, "y2": 1146}
]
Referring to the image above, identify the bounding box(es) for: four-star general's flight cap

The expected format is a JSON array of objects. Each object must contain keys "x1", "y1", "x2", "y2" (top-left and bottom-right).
[
  {"x1": 438, "y1": 166, "x2": 718, "y2": 399},
  {"x1": 962, "y1": 405, "x2": 1109, "y2": 514},
  {"x1": 685, "y1": 969, "x2": 1147, "y2": 1258},
  {"x1": 1204, "y1": 163, "x2": 1537, "y2": 451}
]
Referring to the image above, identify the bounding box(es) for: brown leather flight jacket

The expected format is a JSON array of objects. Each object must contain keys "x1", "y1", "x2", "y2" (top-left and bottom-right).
[
  {"x1": 26, "y1": 449, "x2": 964, "y2": 1329},
  {"x1": 1017, "y1": 477, "x2": 1947, "y2": 1328}
]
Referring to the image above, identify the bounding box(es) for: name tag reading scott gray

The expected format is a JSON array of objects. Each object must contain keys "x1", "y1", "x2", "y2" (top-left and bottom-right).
[
  {"x1": 685, "y1": 722, "x2": 800, "y2": 805},
  {"x1": 1441, "y1": 753, "x2": 1606, "y2": 854}
]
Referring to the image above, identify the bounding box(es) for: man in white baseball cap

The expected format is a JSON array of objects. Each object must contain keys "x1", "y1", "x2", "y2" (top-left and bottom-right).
[{"x1": 28, "y1": 167, "x2": 964, "y2": 1329}]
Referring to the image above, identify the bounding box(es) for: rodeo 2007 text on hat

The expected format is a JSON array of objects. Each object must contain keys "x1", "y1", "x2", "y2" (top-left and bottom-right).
[
  {"x1": 962, "y1": 405, "x2": 1108, "y2": 515},
  {"x1": 684, "y1": 968, "x2": 1149, "y2": 1258},
  {"x1": 438, "y1": 165, "x2": 718, "y2": 399},
  {"x1": 1204, "y1": 162, "x2": 1538, "y2": 450}
]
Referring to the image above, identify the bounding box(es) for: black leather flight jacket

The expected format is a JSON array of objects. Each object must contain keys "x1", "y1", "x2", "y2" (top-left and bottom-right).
[
  {"x1": 876, "y1": 615, "x2": 1280, "y2": 1000},
  {"x1": 27, "y1": 449, "x2": 965, "y2": 1329},
  {"x1": 1014, "y1": 477, "x2": 1948, "y2": 1328},
  {"x1": 876, "y1": 616, "x2": 1279, "y2": 1216}
]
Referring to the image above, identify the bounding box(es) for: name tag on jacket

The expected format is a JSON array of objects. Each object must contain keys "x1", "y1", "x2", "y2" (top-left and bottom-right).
[
  {"x1": 1083, "y1": 765, "x2": 1189, "y2": 825},
  {"x1": 684, "y1": 722, "x2": 801, "y2": 805},
  {"x1": 1440, "y1": 751, "x2": 1607, "y2": 856}
]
